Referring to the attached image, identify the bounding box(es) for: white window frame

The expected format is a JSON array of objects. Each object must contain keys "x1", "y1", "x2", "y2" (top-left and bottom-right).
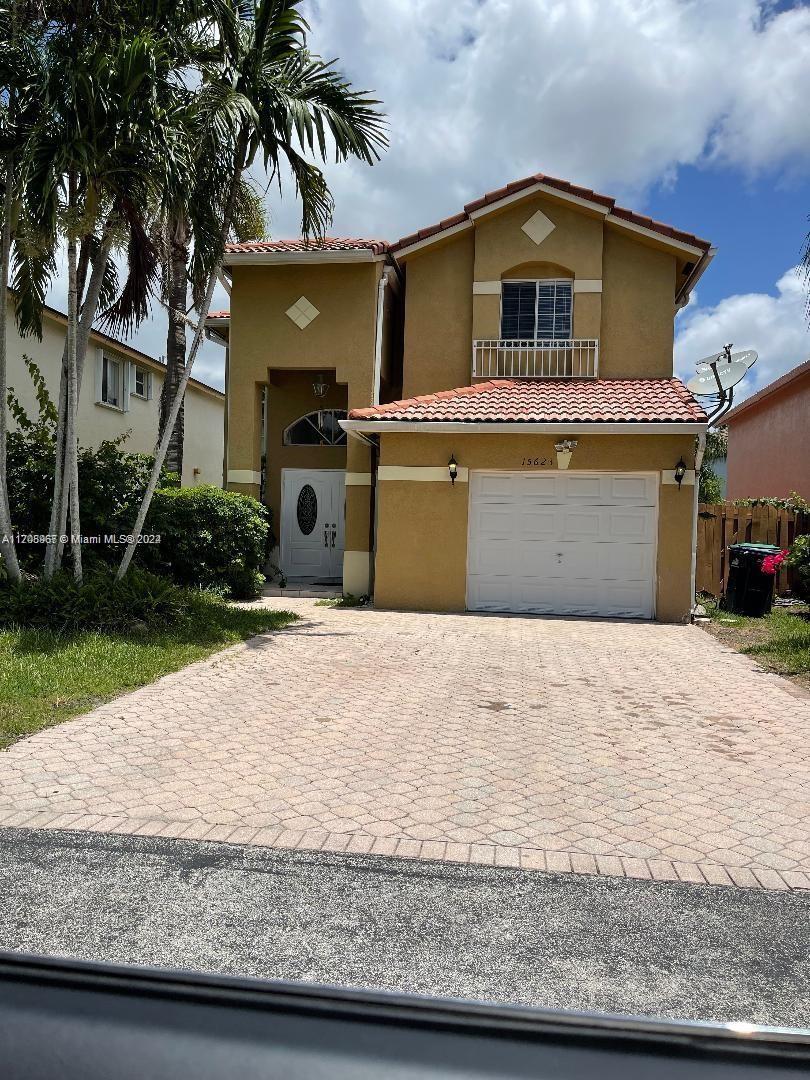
[
  {"x1": 282, "y1": 410, "x2": 348, "y2": 447},
  {"x1": 130, "y1": 363, "x2": 152, "y2": 400},
  {"x1": 95, "y1": 351, "x2": 129, "y2": 411},
  {"x1": 499, "y1": 278, "x2": 573, "y2": 340}
]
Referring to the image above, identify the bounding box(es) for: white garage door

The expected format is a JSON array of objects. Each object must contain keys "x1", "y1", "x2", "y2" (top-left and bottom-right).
[{"x1": 467, "y1": 472, "x2": 657, "y2": 619}]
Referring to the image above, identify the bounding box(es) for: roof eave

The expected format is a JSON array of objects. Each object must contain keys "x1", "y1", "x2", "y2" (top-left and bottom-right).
[
  {"x1": 341, "y1": 419, "x2": 707, "y2": 435},
  {"x1": 676, "y1": 246, "x2": 717, "y2": 308},
  {"x1": 224, "y1": 249, "x2": 388, "y2": 267}
]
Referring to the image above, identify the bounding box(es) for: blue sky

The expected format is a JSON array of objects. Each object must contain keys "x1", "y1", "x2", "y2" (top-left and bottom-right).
[
  {"x1": 652, "y1": 165, "x2": 808, "y2": 307},
  {"x1": 46, "y1": 0, "x2": 810, "y2": 399}
]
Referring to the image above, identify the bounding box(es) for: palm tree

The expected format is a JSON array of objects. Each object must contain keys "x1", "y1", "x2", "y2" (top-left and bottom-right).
[
  {"x1": 117, "y1": 0, "x2": 387, "y2": 578},
  {"x1": 153, "y1": 178, "x2": 267, "y2": 481},
  {"x1": 20, "y1": 16, "x2": 195, "y2": 579},
  {"x1": 0, "y1": 0, "x2": 45, "y2": 583}
]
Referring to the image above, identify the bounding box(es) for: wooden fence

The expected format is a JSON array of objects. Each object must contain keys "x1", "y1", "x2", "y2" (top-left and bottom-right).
[{"x1": 696, "y1": 503, "x2": 810, "y2": 598}]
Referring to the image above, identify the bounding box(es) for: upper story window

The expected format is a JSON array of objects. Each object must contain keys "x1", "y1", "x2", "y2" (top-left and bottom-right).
[
  {"x1": 500, "y1": 279, "x2": 572, "y2": 340},
  {"x1": 283, "y1": 410, "x2": 347, "y2": 446},
  {"x1": 132, "y1": 366, "x2": 152, "y2": 400},
  {"x1": 100, "y1": 354, "x2": 121, "y2": 408}
]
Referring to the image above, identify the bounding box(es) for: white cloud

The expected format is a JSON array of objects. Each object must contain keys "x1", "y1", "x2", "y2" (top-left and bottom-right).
[
  {"x1": 262, "y1": 0, "x2": 810, "y2": 240},
  {"x1": 43, "y1": 1, "x2": 810, "y2": 390},
  {"x1": 674, "y1": 266, "x2": 810, "y2": 401}
]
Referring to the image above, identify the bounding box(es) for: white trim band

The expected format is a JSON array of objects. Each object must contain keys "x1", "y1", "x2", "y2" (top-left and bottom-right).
[
  {"x1": 661, "y1": 469, "x2": 696, "y2": 486},
  {"x1": 472, "y1": 281, "x2": 501, "y2": 295},
  {"x1": 345, "y1": 472, "x2": 373, "y2": 486},
  {"x1": 342, "y1": 420, "x2": 707, "y2": 436},
  {"x1": 573, "y1": 279, "x2": 602, "y2": 293},
  {"x1": 227, "y1": 469, "x2": 261, "y2": 485},
  {"x1": 378, "y1": 465, "x2": 470, "y2": 483}
]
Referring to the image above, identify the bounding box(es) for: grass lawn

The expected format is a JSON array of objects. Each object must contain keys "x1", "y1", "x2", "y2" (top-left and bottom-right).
[
  {"x1": 0, "y1": 597, "x2": 298, "y2": 750},
  {"x1": 701, "y1": 599, "x2": 810, "y2": 691}
]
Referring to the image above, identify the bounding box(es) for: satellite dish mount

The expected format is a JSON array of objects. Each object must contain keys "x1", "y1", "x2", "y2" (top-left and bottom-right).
[{"x1": 686, "y1": 343, "x2": 757, "y2": 425}]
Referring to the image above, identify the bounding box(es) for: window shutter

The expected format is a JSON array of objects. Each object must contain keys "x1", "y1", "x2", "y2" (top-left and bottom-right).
[
  {"x1": 122, "y1": 360, "x2": 131, "y2": 412},
  {"x1": 95, "y1": 349, "x2": 104, "y2": 403},
  {"x1": 146, "y1": 371, "x2": 153, "y2": 400}
]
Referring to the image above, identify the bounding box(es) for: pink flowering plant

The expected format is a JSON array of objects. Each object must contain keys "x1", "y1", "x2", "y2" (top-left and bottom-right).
[
  {"x1": 786, "y1": 535, "x2": 810, "y2": 601},
  {"x1": 761, "y1": 549, "x2": 789, "y2": 576}
]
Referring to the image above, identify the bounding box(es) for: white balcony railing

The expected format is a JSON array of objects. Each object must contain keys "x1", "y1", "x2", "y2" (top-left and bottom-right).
[{"x1": 472, "y1": 339, "x2": 599, "y2": 379}]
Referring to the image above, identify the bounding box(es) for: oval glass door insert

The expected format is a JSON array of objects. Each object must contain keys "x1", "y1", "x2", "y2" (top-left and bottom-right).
[{"x1": 296, "y1": 484, "x2": 318, "y2": 535}]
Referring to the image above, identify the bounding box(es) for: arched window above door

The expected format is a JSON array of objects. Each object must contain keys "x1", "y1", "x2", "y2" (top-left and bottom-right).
[{"x1": 283, "y1": 410, "x2": 348, "y2": 446}]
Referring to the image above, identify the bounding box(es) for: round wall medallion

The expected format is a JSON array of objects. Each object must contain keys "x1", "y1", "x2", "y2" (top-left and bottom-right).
[{"x1": 297, "y1": 484, "x2": 318, "y2": 535}]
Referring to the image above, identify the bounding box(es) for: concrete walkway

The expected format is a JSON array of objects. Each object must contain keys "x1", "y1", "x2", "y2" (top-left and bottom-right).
[{"x1": 1, "y1": 600, "x2": 809, "y2": 891}]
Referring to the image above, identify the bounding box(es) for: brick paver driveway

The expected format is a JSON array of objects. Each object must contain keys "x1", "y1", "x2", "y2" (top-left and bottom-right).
[{"x1": 2, "y1": 600, "x2": 810, "y2": 891}]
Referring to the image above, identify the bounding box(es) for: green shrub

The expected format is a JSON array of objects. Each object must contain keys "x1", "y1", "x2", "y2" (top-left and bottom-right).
[
  {"x1": 0, "y1": 569, "x2": 188, "y2": 632},
  {"x1": 787, "y1": 535, "x2": 810, "y2": 602},
  {"x1": 6, "y1": 360, "x2": 172, "y2": 570},
  {"x1": 7, "y1": 362, "x2": 268, "y2": 597},
  {"x1": 698, "y1": 464, "x2": 723, "y2": 504},
  {"x1": 143, "y1": 485, "x2": 270, "y2": 599}
]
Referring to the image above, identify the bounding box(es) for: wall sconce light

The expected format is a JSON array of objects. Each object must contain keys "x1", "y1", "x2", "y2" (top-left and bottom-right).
[
  {"x1": 554, "y1": 439, "x2": 578, "y2": 470},
  {"x1": 674, "y1": 457, "x2": 686, "y2": 488},
  {"x1": 448, "y1": 454, "x2": 458, "y2": 485},
  {"x1": 312, "y1": 373, "x2": 329, "y2": 398}
]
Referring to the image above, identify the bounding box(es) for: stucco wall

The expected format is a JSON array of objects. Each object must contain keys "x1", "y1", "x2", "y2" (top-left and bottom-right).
[
  {"x1": 726, "y1": 374, "x2": 810, "y2": 499},
  {"x1": 227, "y1": 261, "x2": 381, "y2": 492},
  {"x1": 373, "y1": 431, "x2": 697, "y2": 622},
  {"x1": 399, "y1": 192, "x2": 681, "y2": 392},
  {"x1": 6, "y1": 300, "x2": 224, "y2": 487},
  {"x1": 401, "y1": 231, "x2": 475, "y2": 397},
  {"x1": 225, "y1": 260, "x2": 383, "y2": 591},
  {"x1": 599, "y1": 227, "x2": 677, "y2": 379}
]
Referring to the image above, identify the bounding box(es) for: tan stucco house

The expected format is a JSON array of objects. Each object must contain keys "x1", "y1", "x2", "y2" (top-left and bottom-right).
[
  {"x1": 7, "y1": 294, "x2": 225, "y2": 487},
  {"x1": 216, "y1": 170, "x2": 713, "y2": 621}
]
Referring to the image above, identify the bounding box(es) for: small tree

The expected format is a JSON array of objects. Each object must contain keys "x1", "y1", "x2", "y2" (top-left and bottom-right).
[{"x1": 698, "y1": 428, "x2": 727, "y2": 504}]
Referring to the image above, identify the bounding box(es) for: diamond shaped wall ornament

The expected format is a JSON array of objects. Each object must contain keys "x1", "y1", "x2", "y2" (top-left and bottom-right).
[
  {"x1": 521, "y1": 208, "x2": 555, "y2": 246},
  {"x1": 285, "y1": 295, "x2": 320, "y2": 330}
]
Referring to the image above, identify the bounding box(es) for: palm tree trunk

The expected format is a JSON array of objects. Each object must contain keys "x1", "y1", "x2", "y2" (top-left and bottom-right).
[
  {"x1": 65, "y1": 170, "x2": 82, "y2": 583},
  {"x1": 44, "y1": 227, "x2": 113, "y2": 577},
  {"x1": 0, "y1": 150, "x2": 23, "y2": 584},
  {"x1": 158, "y1": 213, "x2": 188, "y2": 481},
  {"x1": 117, "y1": 137, "x2": 248, "y2": 580}
]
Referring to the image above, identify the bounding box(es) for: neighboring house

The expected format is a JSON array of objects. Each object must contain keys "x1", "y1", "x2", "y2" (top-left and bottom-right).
[
  {"x1": 212, "y1": 170, "x2": 713, "y2": 622},
  {"x1": 723, "y1": 359, "x2": 810, "y2": 500},
  {"x1": 6, "y1": 295, "x2": 225, "y2": 487}
]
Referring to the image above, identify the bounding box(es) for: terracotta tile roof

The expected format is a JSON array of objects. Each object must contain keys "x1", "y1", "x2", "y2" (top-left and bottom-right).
[
  {"x1": 223, "y1": 172, "x2": 711, "y2": 263},
  {"x1": 225, "y1": 238, "x2": 389, "y2": 255},
  {"x1": 349, "y1": 378, "x2": 708, "y2": 424},
  {"x1": 207, "y1": 310, "x2": 230, "y2": 319},
  {"x1": 390, "y1": 171, "x2": 712, "y2": 254}
]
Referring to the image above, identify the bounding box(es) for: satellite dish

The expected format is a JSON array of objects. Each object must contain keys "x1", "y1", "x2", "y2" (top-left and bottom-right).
[
  {"x1": 694, "y1": 348, "x2": 757, "y2": 373},
  {"x1": 687, "y1": 359, "x2": 751, "y2": 396},
  {"x1": 731, "y1": 349, "x2": 757, "y2": 370}
]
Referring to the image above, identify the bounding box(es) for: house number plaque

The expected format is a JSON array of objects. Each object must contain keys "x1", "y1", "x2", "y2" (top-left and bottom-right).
[{"x1": 521, "y1": 457, "x2": 552, "y2": 466}]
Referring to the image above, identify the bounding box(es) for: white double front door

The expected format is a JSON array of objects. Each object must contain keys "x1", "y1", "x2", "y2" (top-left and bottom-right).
[
  {"x1": 467, "y1": 471, "x2": 657, "y2": 619},
  {"x1": 281, "y1": 469, "x2": 345, "y2": 581}
]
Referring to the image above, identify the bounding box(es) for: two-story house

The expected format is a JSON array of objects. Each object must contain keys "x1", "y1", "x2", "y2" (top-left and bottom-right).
[
  {"x1": 214, "y1": 171, "x2": 713, "y2": 622},
  {"x1": 7, "y1": 292, "x2": 226, "y2": 487}
]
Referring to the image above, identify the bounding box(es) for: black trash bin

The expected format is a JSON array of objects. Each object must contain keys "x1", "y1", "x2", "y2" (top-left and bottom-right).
[{"x1": 723, "y1": 543, "x2": 781, "y2": 616}]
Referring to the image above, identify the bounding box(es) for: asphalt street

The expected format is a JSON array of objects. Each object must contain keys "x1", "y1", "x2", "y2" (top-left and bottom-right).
[{"x1": 0, "y1": 827, "x2": 808, "y2": 1027}]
